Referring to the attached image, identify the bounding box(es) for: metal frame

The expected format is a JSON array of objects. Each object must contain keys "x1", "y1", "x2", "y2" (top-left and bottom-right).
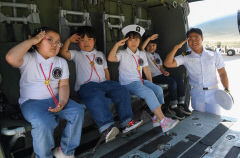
[
  {"x1": 103, "y1": 14, "x2": 125, "y2": 29},
  {"x1": 103, "y1": 14, "x2": 125, "y2": 54},
  {"x1": 0, "y1": 2, "x2": 40, "y2": 24},
  {"x1": 59, "y1": 9, "x2": 91, "y2": 42},
  {"x1": 134, "y1": 17, "x2": 151, "y2": 30},
  {"x1": 59, "y1": 10, "x2": 91, "y2": 27}
]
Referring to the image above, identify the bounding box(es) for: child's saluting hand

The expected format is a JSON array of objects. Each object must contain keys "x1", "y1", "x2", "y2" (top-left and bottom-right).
[
  {"x1": 116, "y1": 37, "x2": 129, "y2": 47},
  {"x1": 31, "y1": 31, "x2": 46, "y2": 45},
  {"x1": 68, "y1": 33, "x2": 81, "y2": 43}
]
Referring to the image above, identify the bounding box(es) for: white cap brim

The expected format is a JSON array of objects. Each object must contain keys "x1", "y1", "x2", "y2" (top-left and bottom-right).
[
  {"x1": 215, "y1": 89, "x2": 233, "y2": 110},
  {"x1": 122, "y1": 24, "x2": 145, "y2": 37}
]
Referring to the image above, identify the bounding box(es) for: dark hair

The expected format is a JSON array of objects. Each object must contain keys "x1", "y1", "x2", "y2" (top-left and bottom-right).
[
  {"x1": 30, "y1": 26, "x2": 59, "y2": 52},
  {"x1": 141, "y1": 34, "x2": 158, "y2": 50},
  {"x1": 125, "y1": 31, "x2": 141, "y2": 40},
  {"x1": 148, "y1": 39, "x2": 158, "y2": 45},
  {"x1": 77, "y1": 26, "x2": 96, "y2": 39},
  {"x1": 186, "y1": 28, "x2": 203, "y2": 37},
  {"x1": 32, "y1": 26, "x2": 58, "y2": 37},
  {"x1": 124, "y1": 31, "x2": 142, "y2": 48}
]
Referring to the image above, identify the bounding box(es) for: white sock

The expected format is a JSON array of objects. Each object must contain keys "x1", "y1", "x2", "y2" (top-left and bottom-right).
[{"x1": 171, "y1": 104, "x2": 178, "y2": 109}]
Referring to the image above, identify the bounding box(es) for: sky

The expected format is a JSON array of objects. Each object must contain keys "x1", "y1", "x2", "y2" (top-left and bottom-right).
[{"x1": 188, "y1": 0, "x2": 240, "y2": 27}]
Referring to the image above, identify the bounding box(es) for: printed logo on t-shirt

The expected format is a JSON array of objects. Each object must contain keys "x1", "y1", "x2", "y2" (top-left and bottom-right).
[
  {"x1": 155, "y1": 58, "x2": 160, "y2": 64},
  {"x1": 52, "y1": 67, "x2": 62, "y2": 79},
  {"x1": 95, "y1": 57, "x2": 103, "y2": 65},
  {"x1": 139, "y1": 58, "x2": 144, "y2": 66}
]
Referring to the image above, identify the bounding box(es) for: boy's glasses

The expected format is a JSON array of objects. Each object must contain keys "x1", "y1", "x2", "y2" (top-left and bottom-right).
[{"x1": 44, "y1": 37, "x2": 63, "y2": 48}]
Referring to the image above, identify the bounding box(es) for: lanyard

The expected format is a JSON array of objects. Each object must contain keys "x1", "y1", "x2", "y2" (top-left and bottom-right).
[
  {"x1": 132, "y1": 55, "x2": 144, "y2": 84},
  {"x1": 39, "y1": 63, "x2": 59, "y2": 106},
  {"x1": 84, "y1": 55, "x2": 101, "y2": 84},
  {"x1": 152, "y1": 55, "x2": 163, "y2": 73}
]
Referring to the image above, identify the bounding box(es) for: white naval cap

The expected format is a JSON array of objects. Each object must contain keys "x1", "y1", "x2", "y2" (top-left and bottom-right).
[
  {"x1": 215, "y1": 89, "x2": 233, "y2": 110},
  {"x1": 122, "y1": 24, "x2": 145, "y2": 37}
]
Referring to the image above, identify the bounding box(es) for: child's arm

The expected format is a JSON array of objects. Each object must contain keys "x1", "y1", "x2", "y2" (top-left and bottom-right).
[
  {"x1": 6, "y1": 31, "x2": 46, "y2": 67},
  {"x1": 104, "y1": 68, "x2": 110, "y2": 80},
  {"x1": 160, "y1": 65, "x2": 170, "y2": 76},
  {"x1": 48, "y1": 78, "x2": 70, "y2": 112},
  {"x1": 108, "y1": 37, "x2": 129, "y2": 62},
  {"x1": 60, "y1": 33, "x2": 80, "y2": 60},
  {"x1": 141, "y1": 34, "x2": 159, "y2": 51},
  {"x1": 143, "y1": 66, "x2": 152, "y2": 82}
]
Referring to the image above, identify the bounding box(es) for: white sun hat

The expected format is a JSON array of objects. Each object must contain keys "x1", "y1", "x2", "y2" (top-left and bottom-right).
[
  {"x1": 215, "y1": 89, "x2": 234, "y2": 110},
  {"x1": 122, "y1": 24, "x2": 145, "y2": 37}
]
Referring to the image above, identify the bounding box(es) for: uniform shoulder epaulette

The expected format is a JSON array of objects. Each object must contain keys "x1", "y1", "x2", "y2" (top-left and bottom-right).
[{"x1": 182, "y1": 51, "x2": 191, "y2": 56}]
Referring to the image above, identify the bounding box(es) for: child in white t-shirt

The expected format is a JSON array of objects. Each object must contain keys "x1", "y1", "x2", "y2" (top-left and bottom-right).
[
  {"x1": 60, "y1": 26, "x2": 143, "y2": 143},
  {"x1": 142, "y1": 34, "x2": 191, "y2": 119},
  {"x1": 108, "y1": 25, "x2": 179, "y2": 133},
  {"x1": 6, "y1": 27, "x2": 84, "y2": 158}
]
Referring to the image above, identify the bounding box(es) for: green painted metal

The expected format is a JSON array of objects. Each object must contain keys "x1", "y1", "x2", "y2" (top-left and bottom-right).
[{"x1": 0, "y1": 143, "x2": 5, "y2": 158}]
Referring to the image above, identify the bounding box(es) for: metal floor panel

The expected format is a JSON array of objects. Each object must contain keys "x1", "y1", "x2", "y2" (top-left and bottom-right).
[{"x1": 77, "y1": 111, "x2": 240, "y2": 158}]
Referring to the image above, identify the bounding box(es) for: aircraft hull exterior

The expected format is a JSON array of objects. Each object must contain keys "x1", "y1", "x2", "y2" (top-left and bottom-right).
[{"x1": 195, "y1": 10, "x2": 240, "y2": 44}]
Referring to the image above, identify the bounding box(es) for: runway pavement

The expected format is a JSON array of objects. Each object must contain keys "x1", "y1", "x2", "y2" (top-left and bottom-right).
[
  {"x1": 220, "y1": 53, "x2": 240, "y2": 118},
  {"x1": 202, "y1": 53, "x2": 240, "y2": 119}
]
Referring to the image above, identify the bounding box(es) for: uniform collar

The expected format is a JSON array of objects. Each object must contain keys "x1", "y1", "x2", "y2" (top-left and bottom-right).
[
  {"x1": 188, "y1": 47, "x2": 205, "y2": 57},
  {"x1": 127, "y1": 47, "x2": 140, "y2": 56},
  {"x1": 147, "y1": 51, "x2": 155, "y2": 57},
  {"x1": 35, "y1": 50, "x2": 55, "y2": 64},
  {"x1": 81, "y1": 49, "x2": 97, "y2": 56}
]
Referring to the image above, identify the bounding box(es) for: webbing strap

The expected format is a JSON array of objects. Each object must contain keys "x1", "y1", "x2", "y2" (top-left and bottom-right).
[
  {"x1": 181, "y1": 122, "x2": 233, "y2": 158},
  {"x1": 224, "y1": 146, "x2": 240, "y2": 158}
]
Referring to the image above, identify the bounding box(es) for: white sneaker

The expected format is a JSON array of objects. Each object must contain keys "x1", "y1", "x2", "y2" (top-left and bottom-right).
[
  {"x1": 53, "y1": 147, "x2": 75, "y2": 158},
  {"x1": 103, "y1": 126, "x2": 120, "y2": 143},
  {"x1": 160, "y1": 117, "x2": 179, "y2": 133},
  {"x1": 152, "y1": 116, "x2": 161, "y2": 127},
  {"x1": 122, "y1": 120, "x2": 143, "y2": 134}
]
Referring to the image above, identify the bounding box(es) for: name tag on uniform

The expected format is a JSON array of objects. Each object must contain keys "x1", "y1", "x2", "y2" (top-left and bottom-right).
[{"x1": 188, "y1": 59, "x2": 198, "y2": 63}]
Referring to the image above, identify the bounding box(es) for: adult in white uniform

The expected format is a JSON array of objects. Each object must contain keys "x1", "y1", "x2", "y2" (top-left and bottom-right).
[
  {"x1": 164, "y1": 28, "x2": 229, "y2": 115},
  {"x1": 6, "y1": 27, "x2": 84, "y2": 158}
]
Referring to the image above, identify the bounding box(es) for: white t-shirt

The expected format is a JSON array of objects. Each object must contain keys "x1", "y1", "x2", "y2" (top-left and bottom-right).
[
  {"x1": 175, "y1": 48, "x2": 225, "y2": 88},
  {"x1": 19, "y1": 51, "x2": 69, "y2": 104},
  {"x1": 69, "y1": 49, "x2": 108, "y2": 91},
  {"x1": 146, "y1": 51, "x2": 163, "y2": 77},
  {"x1": 116, "y1": 48, "x2": 148, "y2": 85}
]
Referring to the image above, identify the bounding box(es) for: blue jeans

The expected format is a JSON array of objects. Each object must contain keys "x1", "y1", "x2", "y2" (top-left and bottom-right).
[
  {"x1": 124, "y1": 80, "x2": 164, "y2": 112},
  {"x1": 79, "y1": 81, "x2": 132, "y2": 133},
  {"x1": 152, "y1": 74, "x2": 185, "y2": 105},
  {"x1": 20, "y1": 97, "x2": 84, "y2": 158}
]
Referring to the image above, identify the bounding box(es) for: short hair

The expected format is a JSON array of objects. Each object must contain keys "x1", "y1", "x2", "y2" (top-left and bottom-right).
[
  {"x1": 148, "y1": 39, "x2": 158, "y2": 45},
  {"x1": 32, "y1": 26, "x2": 58, "y2": 37},
  {"x1": 77, "y1": 26, "x2": 96, "y2": 39},
  {"x1": 30, "y1": 26, "x2": 59, "y2": 52},
  {"x1": 124, "y1": 31, "x2": 142, "y2": 48},
  {"x1": 186, "y1": 28, "x2": 203, "y2": 37},
  {"x1": 142, "y1": 34, "x2": 158, "y2": 45},
  {"x1": 125, "y1": 31, "x2": 142, "y2": 40}
]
